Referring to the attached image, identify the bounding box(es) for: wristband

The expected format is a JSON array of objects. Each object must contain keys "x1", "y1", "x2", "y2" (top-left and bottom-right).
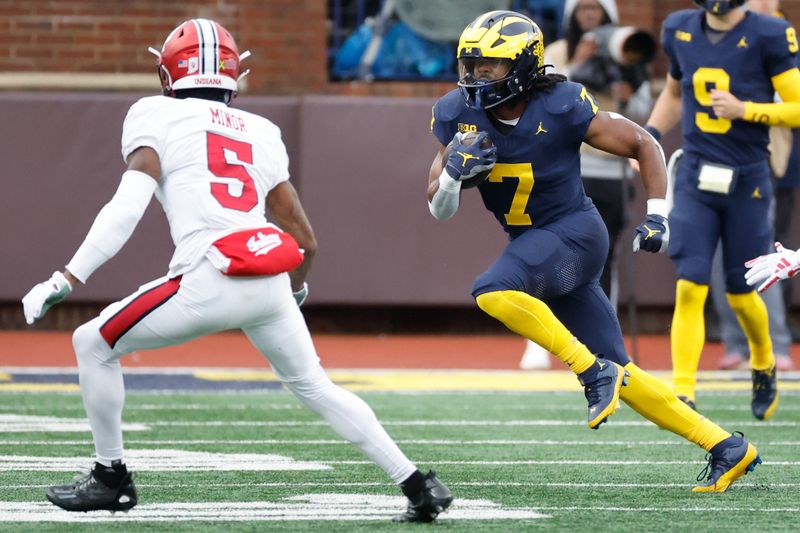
[
  {"x1": 646, "y1": 198, "x2": 669, "y2": 218},
  {"x1": 644, "y1": 125, "x2": 662, "y2": 143}
]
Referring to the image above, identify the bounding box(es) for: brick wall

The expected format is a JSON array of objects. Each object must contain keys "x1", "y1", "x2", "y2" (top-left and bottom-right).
[
  {"x1": 3, "y1": 0, "x2": 800, "y2": 97},
  {"x1": 1, "y1": 0, "x2": 328, "y2": 95}
]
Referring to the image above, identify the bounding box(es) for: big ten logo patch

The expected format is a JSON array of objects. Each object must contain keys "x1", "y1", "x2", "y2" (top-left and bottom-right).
[{"x1": 458, "y1": 123, "x2": 478, "y2": 133}]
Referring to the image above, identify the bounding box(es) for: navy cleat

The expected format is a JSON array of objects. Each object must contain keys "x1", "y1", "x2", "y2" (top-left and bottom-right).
[
  {"x1": 678, "y1": 395, "x2": 697, "y2": 411},
  {"x1": 47, "y1": 462, "x2": 137, "y2": 512},
  {"x1": 578, "y1": 357, "x2": 628, "y2": 429},
  {"x1": 393, "y1": 470, "x2": 453, "y2": 523},
  {"x1": 751, "y1": 366, "x2": 779, "y2": 421},
  {"x1": 693, "y1": 432, "x2": 761, "y2": 493}
]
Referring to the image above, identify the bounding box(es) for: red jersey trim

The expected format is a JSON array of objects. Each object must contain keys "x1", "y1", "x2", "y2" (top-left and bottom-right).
[{"x1": 99, "y1": 276, "x2": 183, "y2": 348}]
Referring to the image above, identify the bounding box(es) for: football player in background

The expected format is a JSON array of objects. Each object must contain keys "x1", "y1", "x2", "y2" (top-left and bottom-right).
[
  {"x1": 428, "y1": 10, "x2": 760, "y2": 492},
  {"x1": 643, "y1": 0, "x2": 800, "y2": 419},
  {"x1": 21, "y1": 19, "x2": 452, "y2": 521}
]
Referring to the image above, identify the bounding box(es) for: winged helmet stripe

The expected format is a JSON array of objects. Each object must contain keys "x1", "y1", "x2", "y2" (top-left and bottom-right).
[{"x1": 191, "y1": 19, "x2": 204, "y2": 74}]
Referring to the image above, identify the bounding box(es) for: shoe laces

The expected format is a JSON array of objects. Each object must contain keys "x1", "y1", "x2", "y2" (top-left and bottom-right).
[
  {"x1": 696, "y1": 452, "x2": 715, "y2": 482},
  {"x1": 696, "y1": 431, "x2": 744, "y2": 482},
  {"x1": 583, "y1": 376, "x2": 610, "y2": 406},
  {"x1": 75, "y1": 472, "x2": 99, "y2": 492},
  {"x1": 68, "y1": 469, "x2": 92, "y2": 486}
]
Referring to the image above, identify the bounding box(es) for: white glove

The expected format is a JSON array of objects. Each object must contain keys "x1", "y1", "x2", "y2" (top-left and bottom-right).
[
  {"x1": 744, "y1": 242, "x2": 800, "y2": 293},
  {"x1": 293, "y1": 282, "x2": 308, "y2": 306},
  {"x1": 22, "y1": 271, "x2": 73, "y2": 324}
]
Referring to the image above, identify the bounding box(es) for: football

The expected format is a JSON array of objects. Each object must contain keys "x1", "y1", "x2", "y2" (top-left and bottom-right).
[{"x1": 443, "y1": 131, "x2": 494, "y2": 189}]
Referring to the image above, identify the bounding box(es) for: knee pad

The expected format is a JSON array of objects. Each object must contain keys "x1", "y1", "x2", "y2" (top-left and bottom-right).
[{"x1": 72, "y1": 321, "x2": 114, "y2": 366}]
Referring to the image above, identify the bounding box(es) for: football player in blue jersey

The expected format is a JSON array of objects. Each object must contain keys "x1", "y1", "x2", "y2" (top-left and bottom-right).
[
  {"x1": 644, "y1": 0, "x2": 800, "y2": 420},
  {"x1": 428, "y1": 10, "x2": 761, "y2": 492}
]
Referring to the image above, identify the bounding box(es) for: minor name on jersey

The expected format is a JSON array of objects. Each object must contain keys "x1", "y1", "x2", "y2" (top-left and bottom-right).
[
  {"x1": 457, "y1": 122, "x2": 478, "y2": 133},
  {"x1": 210, "y1": 108, "x2": 247, "y2": 132}
]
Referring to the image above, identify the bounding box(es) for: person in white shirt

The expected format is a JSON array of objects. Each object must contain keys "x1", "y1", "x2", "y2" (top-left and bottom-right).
[{"x1": 21, "y1": 18, "x2": 451, "y2": 522}]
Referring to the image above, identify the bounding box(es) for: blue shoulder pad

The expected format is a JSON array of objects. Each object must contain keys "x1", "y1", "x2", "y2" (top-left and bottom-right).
[
  {"x1": 431, "y1": 89, "x2": 465, "y2": 146},
  {"x1": 541, "y1": 81, "x2": 597, "y2": 143},
  {"x1": 752, "y1": 12, "x2": 797, "y2": 76},
  {"x1": 753, "y1": 11, "x2": 792, "y2": 39},
  {"x1": 542, "y1": 81, "x2": 589, "y2": 115},
  {"x1": 433, "y1": 89, "x2": 466, "y2": 123},
  {"x1": 662, "y1": 9, "x2": 697, "y2": 33}
]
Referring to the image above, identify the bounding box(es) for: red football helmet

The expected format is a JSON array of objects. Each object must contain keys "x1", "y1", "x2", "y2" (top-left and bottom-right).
[{"x1": 148, "y1": 19, "x2": 251, "y2": 97}]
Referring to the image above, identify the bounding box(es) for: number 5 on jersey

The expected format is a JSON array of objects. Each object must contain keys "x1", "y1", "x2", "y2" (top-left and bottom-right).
[{"x1": 207, "y1": 132, "x2": 258, "y2": 211}]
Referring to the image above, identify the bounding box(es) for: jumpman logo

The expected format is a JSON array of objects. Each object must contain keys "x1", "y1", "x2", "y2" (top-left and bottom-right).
[
  {"x1": 457, "y1": 151, "x2": 480, "y2": 167},
  {"x1": 643, "y1": 225, "x2": 660, "y2": 239},
  {"x1": 536, "y1": 121, "x2": 548, "y2": 135}
]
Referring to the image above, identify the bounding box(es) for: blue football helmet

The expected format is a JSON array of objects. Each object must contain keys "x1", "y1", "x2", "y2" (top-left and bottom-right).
[{"x1": 456, "y1": 10, "x2": 545, "y2": 110}]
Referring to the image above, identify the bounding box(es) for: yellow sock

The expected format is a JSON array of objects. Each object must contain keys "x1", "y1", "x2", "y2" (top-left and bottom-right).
[
  {"x1": 671, "y1": 280, "x2": 709, "y2": 401},
  {"x1": 726, "y1": 291, "x2": 775, "y2": 371},
  {"x1": 475, "y1": 290, "x2": 595, "y2": 374},
  {"x1": 621, "y1": 363, "x2": 730, "y2": 451}
]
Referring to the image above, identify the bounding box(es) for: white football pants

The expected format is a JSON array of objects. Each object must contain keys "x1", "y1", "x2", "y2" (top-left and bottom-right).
[{"x1": 71, "y1": 259, "x2": 416, "y2": 483}]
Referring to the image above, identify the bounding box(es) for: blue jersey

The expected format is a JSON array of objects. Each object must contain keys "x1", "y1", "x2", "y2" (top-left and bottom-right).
[
  {"x1": 431, "y1": 81, "x2": 597, "y2": 238},
  {"x1": 662, "y1": 9, "x2": 797, "y2": 166}
]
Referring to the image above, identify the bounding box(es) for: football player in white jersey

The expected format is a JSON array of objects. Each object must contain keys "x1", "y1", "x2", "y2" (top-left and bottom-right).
[{"x1": 22, "y1": 19, "x2": 452, "y2": 522}]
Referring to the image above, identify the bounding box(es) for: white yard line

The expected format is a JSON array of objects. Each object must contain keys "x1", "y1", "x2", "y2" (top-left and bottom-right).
[
  {"x1": 0, "y1": 499, "x2": 798, "y2": 523},
  {"x1": 0, "y1": 404, "x2": 302, "y2": 411},
  {"x1": 4, "y1": 403, "x2": 800, "y2": 413},
  {"x1": 316, "y1": 460, "x2": 800, "y2": 466},
  {"x1": 0, "y1": 496, "x2": 547, "y2": 522},
  {"x1": 2, "y1": 439, "x2": 800, "y2": 446},
  {"x1": 4, "y1": 481, "x2": 799, "y2": 490},
  {"x1": 0, "y1": 455, "x2": 795, "y2": 468},
  {"x1": 143, "y1": 419, "x2": 800, "y2": 427}
]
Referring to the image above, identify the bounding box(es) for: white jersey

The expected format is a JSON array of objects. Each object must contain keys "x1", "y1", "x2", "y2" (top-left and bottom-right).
[{"x1": 121, "y1": 95, "x2": 289, "y2": 277}]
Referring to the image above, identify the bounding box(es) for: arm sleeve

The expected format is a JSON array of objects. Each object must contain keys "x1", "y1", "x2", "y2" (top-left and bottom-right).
[
  {"x1": 741, "y1": 21, "x2": 800, "y2": 125},
  {"x1": 743, "y1": 67, "x2": 800, "y2": 126},
  {"x1": 428, "y1": 170, "x2": 461, "y2": 220},
  {"x1": 65, "y1": 170, "x2": 157, "y2": 283}
]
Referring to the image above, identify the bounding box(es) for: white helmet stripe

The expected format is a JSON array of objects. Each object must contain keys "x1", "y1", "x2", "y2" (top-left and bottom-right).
[
  {"x1": 195, "y1": 19, "x2": 218, "y2": 76},
  {"x1": 190, "y1": 19, "x2": 204, "y2": 74},
  {"x1": 209, "y1": 20, "x2": 219, "y2": 74}
]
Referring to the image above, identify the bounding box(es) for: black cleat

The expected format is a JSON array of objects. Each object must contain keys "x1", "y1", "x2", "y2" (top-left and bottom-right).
[
  {"x1": 579, "y1": 358, "x2": 628, "y2": 429},
  {"x1": 393, "y1": 470, "x2": 453, "y2": 523},
  {"x1": 46, "y1": 464, "x2": 137, "y2": 513},
  {"x1": 693, "y1": 432, "x2": 761, "y2": 493},
  {"x1": 678, "y1": 395, "x2": 697, "y2": 411},
  {"x1": 751, "y1": 366, "x2": 779, "y2": 421}
]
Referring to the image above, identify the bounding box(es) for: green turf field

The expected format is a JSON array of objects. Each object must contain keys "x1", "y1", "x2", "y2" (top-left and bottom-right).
[{"x1": 1, "y1": 388, "x2": 798, "y2": 531}]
